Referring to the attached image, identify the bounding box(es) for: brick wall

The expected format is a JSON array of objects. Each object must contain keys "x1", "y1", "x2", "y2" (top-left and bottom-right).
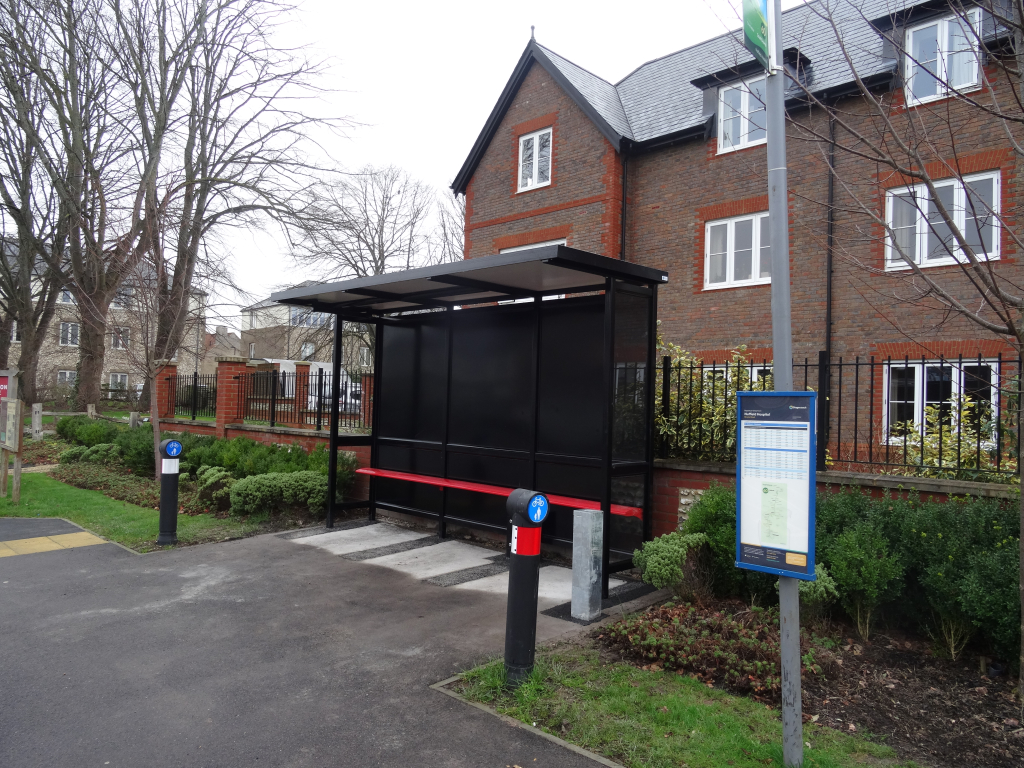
[{"x1": 464, "y1": 63, "x2": 623, "y2": 258}]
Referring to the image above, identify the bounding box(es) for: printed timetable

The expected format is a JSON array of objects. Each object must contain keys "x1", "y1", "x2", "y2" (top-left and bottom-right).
[{"x1": 735, "y1": 393, "x2": 817, "y2": 580}]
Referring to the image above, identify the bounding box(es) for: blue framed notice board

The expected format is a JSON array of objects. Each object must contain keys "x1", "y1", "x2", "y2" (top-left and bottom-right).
[{"x1": 735, "y1": 391, "x2": 817, "y2": 581}]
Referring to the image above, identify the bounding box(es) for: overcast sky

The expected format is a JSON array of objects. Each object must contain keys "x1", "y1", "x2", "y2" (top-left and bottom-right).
[{"x1": 215, "y1": 0, "x2": 809, "y2": 330}]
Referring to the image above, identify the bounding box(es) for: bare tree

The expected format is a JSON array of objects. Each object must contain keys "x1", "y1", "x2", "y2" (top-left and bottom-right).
[
  {"x1": 427, "y1": 191, "x2": 466, "y2": 265},
  {"x1": 0, "y1": 0, "x2": 66, "y2": 400},
  {"x1": 785, "y1": 0, "x2": 1024, "y2": 702}
]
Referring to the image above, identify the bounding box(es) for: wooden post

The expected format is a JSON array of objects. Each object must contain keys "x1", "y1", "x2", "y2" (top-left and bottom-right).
[
  {"x1": 1, "y1": 447, "x2": 7, "y2": 497},
  {"x1": 31, "y1": 403, "x2": 42, "y2": 440},
  {"x1": 12, "y1": 415, "x2": 22, "y2": 505}
]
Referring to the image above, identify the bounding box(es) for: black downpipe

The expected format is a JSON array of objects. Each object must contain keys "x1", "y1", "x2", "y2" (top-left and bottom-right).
[
  {"x1": 619, "y1": 153, "x2": 628, "y2": 260},
  {"x1": 819, "y1": 111, "x2": 837, "y2": 471}
]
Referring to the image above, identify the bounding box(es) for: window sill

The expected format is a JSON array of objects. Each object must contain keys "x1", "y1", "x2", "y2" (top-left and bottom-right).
[
  {"x1": 885, "y1": 254, "x2": 998, "y2": 272},
  {"x1": 704, "y1": 278, "x2": 772, "y2": 291},
  {"x1": 515, "y1": 181, "x2": 552, "y2": 195},
  {"x1": 715, "y1": 138, "x2": 767, "y2": 156},
  {"x1": 903, "y1": 83, "x2": 982, "y2": 109}
]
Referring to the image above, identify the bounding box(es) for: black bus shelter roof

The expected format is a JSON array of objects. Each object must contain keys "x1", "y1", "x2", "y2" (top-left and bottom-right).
[{"x1": 270, "y1": 245, "x2": 668, "y2": 317}]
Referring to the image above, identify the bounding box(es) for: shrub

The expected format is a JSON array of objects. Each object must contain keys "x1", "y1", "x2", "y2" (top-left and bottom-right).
[
  {"x1": 115, "y1": 425, "x2": 159, "y2": 475},
  {"x1": 633, "y1": 531, "x2": 708, "y2": 595},
  {"x1": 779, "y1": 564, "x2": 838, "y2": 623},
  {"x1": 55, "y1": 415, "x2": 121, "y2": 447},
  {"x1": 229, "y1": 471, "x2": 330, "y2": 516},
  {"x1": 80, "y1": 443, "x2": 121, "y2": 464},
  {"x1": 681, "y1": 484, "x2": 743, "y2": 596},
  {"x1": 196, "y1": 465, "x2": 236, "y2": 511},
  {"x1": 58, "y1": 445, "x2": 89, "y2": 464},
  {"x1": 827, "y1": 521, "x2": 904, "y2": 641}
]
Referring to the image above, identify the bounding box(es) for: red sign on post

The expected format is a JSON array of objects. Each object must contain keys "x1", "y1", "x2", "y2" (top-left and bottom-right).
[{"x1": 0, "y1": 377, "x2": 8, "y2": 400}]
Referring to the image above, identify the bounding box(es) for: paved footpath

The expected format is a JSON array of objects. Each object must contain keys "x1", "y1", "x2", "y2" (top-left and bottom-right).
[{"x1": 0, "y1": 518, "x2": 630, "y2": 768}]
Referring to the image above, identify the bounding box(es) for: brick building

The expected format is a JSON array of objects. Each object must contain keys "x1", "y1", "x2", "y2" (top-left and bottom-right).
[{"x1": 452, "y1": 0, "x2": 1023, "y2": 460}]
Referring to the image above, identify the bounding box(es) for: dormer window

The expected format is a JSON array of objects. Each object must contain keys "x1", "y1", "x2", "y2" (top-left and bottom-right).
[
  {"x1": 905, "y1": 8, "x2": 981, "y2": 105},
  {"x1": 718, "y1": 76, "x2": 766, "y2": 153},
  {"x1": 518, "y1": 127, "x2": 552, "y2": 192}
]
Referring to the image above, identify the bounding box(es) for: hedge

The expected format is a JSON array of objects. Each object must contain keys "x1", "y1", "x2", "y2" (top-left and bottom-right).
[{"x1": 634, "y1": 483, "x2": 1021, "y2": 665}]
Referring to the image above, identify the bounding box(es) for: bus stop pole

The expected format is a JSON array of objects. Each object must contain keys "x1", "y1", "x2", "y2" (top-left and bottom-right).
[{"x1": 767, "y1": 0, "x2": 802, "y2": 764}]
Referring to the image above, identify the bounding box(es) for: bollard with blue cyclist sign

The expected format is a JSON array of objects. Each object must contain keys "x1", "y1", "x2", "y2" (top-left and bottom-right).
[
  {"x1": 157, "y1": 439, "x2": 183, "y2": 545},
  {"x1": 504, "y1": 488, "x2": 549, "y2": 685}
]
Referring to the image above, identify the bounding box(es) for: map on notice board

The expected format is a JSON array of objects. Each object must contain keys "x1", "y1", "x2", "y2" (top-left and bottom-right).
[{"x1": 0, "y1": 398, "x2": 21, "y2": 452}]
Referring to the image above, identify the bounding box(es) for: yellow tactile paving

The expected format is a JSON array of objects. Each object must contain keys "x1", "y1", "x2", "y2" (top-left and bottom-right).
[{"x1": 0, "y1": 532, "x2": 107, "y2": 558}]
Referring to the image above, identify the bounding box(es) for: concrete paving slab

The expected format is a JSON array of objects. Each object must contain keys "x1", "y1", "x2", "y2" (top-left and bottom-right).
[
  {"x1": 454, "y1": 564, "x2": 625, "y2": 608},
  {"x1": 294, "y1": 521, "x2": 428, "y2": 555},
  {"x1": 364, "y1": 539, "x2": 497, "y2": 579}
]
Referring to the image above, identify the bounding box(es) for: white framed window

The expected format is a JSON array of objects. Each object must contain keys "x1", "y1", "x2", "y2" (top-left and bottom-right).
[
  {"x1": 886, "y1": 170, "x2": 999, "y2": 269},
  {"x1": 704, "y1": 212, "x2": 771, "y2": 289},
  {"x1": 884, "y1": 359, "x2": 996, "y2": 438},
  {"x1": 718, "y1": 76, "x2": 766, "y2": 153},
  {"x1": 59, "y1": 322, "x2": 79, "y2": 346},
  {"x1": 57, "y1": 370, "x2": 76, "y2": 385},
  {"x1": 249, "y1": 342, "x2": 256, "y2": 359},
  {"x1": 358, "y1": 346, "x2": 372, "y2": 367},
  {"x1": 300, "y1": 341, "x2": 315, "y2": 360},
  {"x1": 10, "y1": 322, "x2": 20, "y2": 342},
  {"x1": 905, "y1": 9, "x2": 981, "y2": 105},
  {"x1": 111, "y1": 327, "x2": 130, "y2": 350},
  {"x1": 290, "y1": 306, "x2": 329, "y2": 327},
  {"x1": 498, "y1": 238, "x2": 566, "y2": 254},
  {"x1": 517, "y1": 127, "x2": 552, "y2": 192},
  {"x1": 109, "y1": 372, "x2": 128, "y2": 390},
  {"x1": 58, "y1": 288, "x2": 76, "y2": 304}
]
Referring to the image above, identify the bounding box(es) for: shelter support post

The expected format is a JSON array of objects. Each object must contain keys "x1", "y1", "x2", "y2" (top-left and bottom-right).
[
  {"x1": 368, "y1": 320, "x2": 384, "y2": 522},
  {"x1": 600, "y1": 278, "x2": 616, "y2": 599},
  {"x1": 326, "y1": 315, "x2": 343, "y2": 527}
]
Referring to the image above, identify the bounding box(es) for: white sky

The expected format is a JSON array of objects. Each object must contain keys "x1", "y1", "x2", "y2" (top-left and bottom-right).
[{"x1": 216, "y1": 0, "x2": 809, "y2": 330}]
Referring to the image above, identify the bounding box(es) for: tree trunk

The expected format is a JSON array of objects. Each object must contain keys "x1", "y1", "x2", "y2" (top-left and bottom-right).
[
  {"x1": 0, "y1": 316, "x2": 11, "y2": 370},
  {"x1": 149, "y1": 371, "x2": 162, "y2": 477},
  {"x1": 15, "y1": 325, "x2": 41, "y2": 404},
  {"x1": 76, "y1": 307, "x2": 108, "y2": 411},
  {"x1": 1019, "y1": 460, "x2": 1023, "y2": 714}
]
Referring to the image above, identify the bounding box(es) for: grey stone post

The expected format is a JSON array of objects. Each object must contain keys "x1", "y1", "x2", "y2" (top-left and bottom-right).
[
  {"x1": 31, "y1": 403, "x2": 42, "y2": 440},
  {"x1": 129, "y1": 411, "x2": 140, "y2": 429},
  {"x1": 571, "y1": 509, "x2": 603, "y2": 621},
  {"x1": 87, "y1": 403, "x2": 96, "y2": 419}
]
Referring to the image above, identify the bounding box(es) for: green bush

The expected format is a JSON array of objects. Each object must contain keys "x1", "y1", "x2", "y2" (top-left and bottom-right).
[
  {"x1": 114, "y1": 425, "x2": 159, "y2": 474},
  {"x1": 196, "y1": 465, "x2": 236, "y2": 511},
  {"x1": 826, "y1": 521, "x2": 904, "y2": 641},
  {"x1": 183, "y1": 437, "x2": 350, "y2": 480},
  {"x1": 229, "y1": 471, "x2": 330, "y2": 516},
  {"x1": 55, "y1": 415, "x2": 121, "y2": 447},
  {"x1": 677, "y1": 483, "x2": 1020, "y2": 663},
  {"x1": 80, "y1": 443, "x2": 121, "y2": 464},
  {"x1": 776, "y1": 564, "x2": 838, "y2": 623},
  {"x1": 633, "y1": 531, "x2": 708, "y2": 594},
  {"x1": 58, "y1": 445, "x2": 89, "y2": 464}
]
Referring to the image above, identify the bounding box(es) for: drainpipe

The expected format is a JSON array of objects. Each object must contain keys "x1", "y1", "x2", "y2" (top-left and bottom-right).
[
  {"x1": 825, "y1": 111, "x2": 835, "y2": 365},
  {"x1": 619, "y1": 152, "x2": 628, "y2": 260}
]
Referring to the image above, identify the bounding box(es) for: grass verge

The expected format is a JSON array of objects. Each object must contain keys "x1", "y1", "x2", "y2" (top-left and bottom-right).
[
  {"x1": 455, "y1": 641, "x2": 920, "y2": 768},
  {"x1": 0, "y1": 473, "x2": 260, "y2": 552}
]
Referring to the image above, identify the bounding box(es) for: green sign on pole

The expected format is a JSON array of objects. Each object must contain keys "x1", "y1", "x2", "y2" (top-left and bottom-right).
[{"x1": 742, "y1": 0, "x2": 772, "y2": 71}]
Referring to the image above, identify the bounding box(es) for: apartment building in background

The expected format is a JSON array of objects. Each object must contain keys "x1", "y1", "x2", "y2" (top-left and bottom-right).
[{"x1": 452, "y1": 0, "x2": 1020, "y2": 442}]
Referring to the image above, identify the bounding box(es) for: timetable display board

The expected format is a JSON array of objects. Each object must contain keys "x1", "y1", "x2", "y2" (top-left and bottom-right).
[{"x1": 735, "y1": 392, "x2": 816, "y2": 580}]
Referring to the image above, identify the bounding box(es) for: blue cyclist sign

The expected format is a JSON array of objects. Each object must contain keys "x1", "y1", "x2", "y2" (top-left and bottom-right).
[{"x1": 528, "y1": 494, "x2": 549, "y2": 523}]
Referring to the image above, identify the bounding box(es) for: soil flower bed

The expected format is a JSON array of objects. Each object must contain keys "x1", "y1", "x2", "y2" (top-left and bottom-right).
[{"x1": 602, "y1": 600, "x2": 1023, "y2": 768}]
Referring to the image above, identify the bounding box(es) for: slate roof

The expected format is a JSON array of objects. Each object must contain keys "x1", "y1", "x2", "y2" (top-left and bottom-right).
[{"x1": 452, "y1": 0, "x2": 911, "y2": 193}]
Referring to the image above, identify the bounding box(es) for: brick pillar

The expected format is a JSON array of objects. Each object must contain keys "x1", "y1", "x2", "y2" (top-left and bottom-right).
[
  {"x1": 294, "y1": 362, "x2": 310, "y2": 429},
  {"x1": 154, "y1": 360, "x2": 177, "y2": 420},
  {"x1": 215, "y1": 356, "x2": 250, "y2": 439}
]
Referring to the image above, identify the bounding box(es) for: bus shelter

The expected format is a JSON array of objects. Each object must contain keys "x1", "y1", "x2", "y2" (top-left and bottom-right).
[{"x1": 271, "y1": 245, "x2": 667, "y2": 594}]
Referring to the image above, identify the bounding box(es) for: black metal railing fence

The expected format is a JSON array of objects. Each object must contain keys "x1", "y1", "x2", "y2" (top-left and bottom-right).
[
  {"x1": 657, "y1": 352, "x2": 1022, "y2": 481},
  {"x1": 170, "y1": 372, "x2": 218, "y2": 420},
  {"x1": 237, "y1": 368, "x2": 371, "y2": 431}
]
